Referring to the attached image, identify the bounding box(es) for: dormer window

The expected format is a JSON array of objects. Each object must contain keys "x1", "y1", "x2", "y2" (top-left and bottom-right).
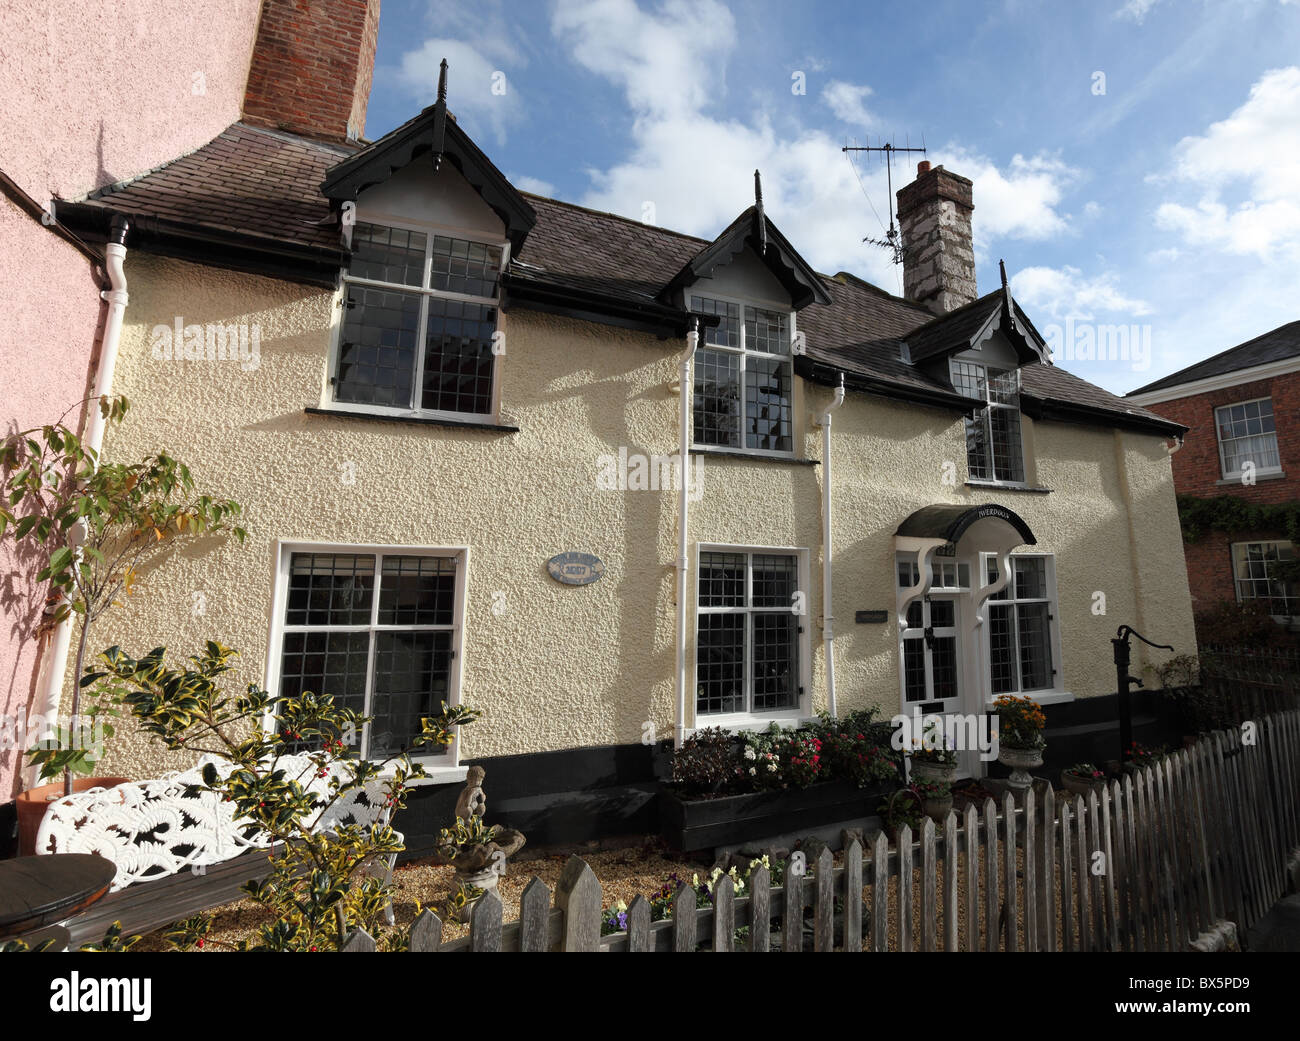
[
  {"x1": 951, "y1": 360, "x2": 1025, "y2": 484},
  {"x1": 331, "y1": 221, "x2": 504, "y2": 419},
  {"x1": 691, "y1": 294, "x2": 793, "y2": 454}
]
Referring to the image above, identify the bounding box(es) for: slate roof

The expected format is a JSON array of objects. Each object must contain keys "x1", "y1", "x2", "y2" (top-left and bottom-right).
[
  {"x1": 83, "y1": 123, "x2": 352, "y2": 250},
  {"x1": 58, "y1": 120, "x2": 1183, "y2": 436},
  {"x1": 1127, "y1": 319, "x2": 1300, "y2": 397}
]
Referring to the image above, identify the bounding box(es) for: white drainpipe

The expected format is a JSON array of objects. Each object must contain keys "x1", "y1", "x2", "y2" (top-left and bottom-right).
[
  {"x1": 28, "y1": 219, "x2": 130, "y2": 774},
  {"x1": 815, "y1": 374, "x2": 845, "y2": 718},
  {"x1": 675, "y1": 319, "x2": 700, "y2": 749}
]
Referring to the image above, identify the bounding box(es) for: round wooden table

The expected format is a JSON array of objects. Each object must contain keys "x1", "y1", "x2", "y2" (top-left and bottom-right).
[{"x1": 0, "y1": 853, "x2": 116, "y2": 940}]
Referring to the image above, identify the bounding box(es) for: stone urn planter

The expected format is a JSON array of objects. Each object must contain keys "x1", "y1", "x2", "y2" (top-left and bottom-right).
[
  {"x1": 998, "y1": 744, "x2": 1043, "y2": 796},
  {"x1": 909, "y1": 759, "x2": 958, "y2": 786}
]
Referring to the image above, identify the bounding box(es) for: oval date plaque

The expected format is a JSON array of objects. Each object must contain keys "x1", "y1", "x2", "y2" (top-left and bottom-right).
[{"x1": 547, "y1": 552, "x2": 605, "y2": 586}]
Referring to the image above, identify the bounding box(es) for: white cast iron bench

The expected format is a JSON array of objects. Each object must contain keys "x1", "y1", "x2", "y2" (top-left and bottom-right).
[{"x1": 35, "y1": 754, "x2": 400, "y2": 946}]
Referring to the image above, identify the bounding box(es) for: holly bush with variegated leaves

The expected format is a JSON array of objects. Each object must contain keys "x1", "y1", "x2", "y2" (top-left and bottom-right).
[{"x1": 88, "y1": 641, "x2": 477, "y2": 951}]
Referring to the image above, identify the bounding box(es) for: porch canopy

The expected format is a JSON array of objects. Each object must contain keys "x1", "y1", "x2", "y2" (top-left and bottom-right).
[
  {"x1": 894, "y1": 503, "x2": 1036, "y2": 547},
  {"x1": 893, "y1": 502, "x2": 1037, "y2": 628}
]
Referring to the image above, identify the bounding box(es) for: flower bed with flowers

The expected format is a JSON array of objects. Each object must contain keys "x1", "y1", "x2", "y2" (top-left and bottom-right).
[
  {"x1": 671, "y1": 709, "x2": 900, "y2": 799},
  {"x1": 661, "y1": 711, "x2": 902, "y2": 852},
  {"x1": 601, "y1": 854, "x2": 788, "y2": 938}
]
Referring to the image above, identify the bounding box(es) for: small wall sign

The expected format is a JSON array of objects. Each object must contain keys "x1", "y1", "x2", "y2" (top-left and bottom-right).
[
  {"x1": 547, "y1": 552, "x2": 605, "y2": 586},
  {"x1": 855, "y1": 610, "x2": 889, "y2": 624}
]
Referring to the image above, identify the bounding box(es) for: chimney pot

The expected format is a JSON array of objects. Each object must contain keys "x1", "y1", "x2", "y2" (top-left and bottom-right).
[{"x1": 917, "y1": 160, "x2": 931, "y2": 175}]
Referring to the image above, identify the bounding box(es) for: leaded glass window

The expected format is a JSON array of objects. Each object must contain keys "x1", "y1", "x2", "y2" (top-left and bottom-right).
[
  {"x1": 986, "y1": 554, "x2": 1055, "y2": 695},
  {"x1": 691, "y1": 295, "x2": 793, "y2": 453},
  {"x1": 278, "y1": 551, "x2": 460, "y2": 759},
  {"x1": 951, "y1": 360, "x2": 1025, "y2": 483},
  {"x1": 696, "y1": 550, "x2": 802, "y2": 716},
  {"x1": 335, "y1": 222, "x2": 503, "y2": 418}
]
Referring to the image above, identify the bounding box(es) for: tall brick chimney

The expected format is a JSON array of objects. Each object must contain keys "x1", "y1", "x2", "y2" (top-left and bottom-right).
[
  {"x1": 242, "y1": 0, "x2": 381, "y2": 143},
  {"x1": 896, "y1": 161, "x2": 977, "y2": 315}
]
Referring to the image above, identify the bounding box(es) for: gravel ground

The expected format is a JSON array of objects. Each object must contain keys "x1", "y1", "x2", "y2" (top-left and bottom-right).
[{"x1": 134, "y1": 791, "x2": 1080, "y2": 951}]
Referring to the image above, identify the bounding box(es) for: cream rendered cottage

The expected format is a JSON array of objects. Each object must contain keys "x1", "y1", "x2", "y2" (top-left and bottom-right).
[{"x1": 43, "y1": 11, "x2": 1195, "y2": 848}]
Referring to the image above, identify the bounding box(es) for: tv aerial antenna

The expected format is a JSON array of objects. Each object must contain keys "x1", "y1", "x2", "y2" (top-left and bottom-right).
[{"x1": 842, "y1": 139, "x2": 927, "y2": 265}]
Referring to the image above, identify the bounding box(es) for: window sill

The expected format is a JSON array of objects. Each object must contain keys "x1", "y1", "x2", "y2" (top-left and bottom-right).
[
  {"x1": 966, "y1": 481, "x2": 1052, "y2": 494},
  {"x1": 305, "y1": 407, "x2": 519, "y2": 433},
  {"x1": 687, "y1": 713, "x2": 813, "y2": 735},
  {"x1": 690, "y1": 447, "x2": 819, "y2": 465},
  {"x1": 1216, "y1": 471, "x2": 1285, "y2": 486},
  {"x1": 984, "y1": 690, "x2": 1074, "y2": 708},
  {"x1": 386, "y1": 764, "x2": 469, "y2": 787}
]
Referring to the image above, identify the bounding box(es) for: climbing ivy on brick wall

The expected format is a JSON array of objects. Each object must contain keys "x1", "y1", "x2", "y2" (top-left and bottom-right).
[{"x1": 1177, "y1": 494, "x2": 1300, "y2": 544}]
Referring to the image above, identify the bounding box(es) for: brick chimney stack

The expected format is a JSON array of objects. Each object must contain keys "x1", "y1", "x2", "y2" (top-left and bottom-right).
[
  {"x1": 896, "y1": 162, "x2": 977, "y2": 315},
  {"x1": 242, "y1": 0, "x2": 381, "y2": 143}
]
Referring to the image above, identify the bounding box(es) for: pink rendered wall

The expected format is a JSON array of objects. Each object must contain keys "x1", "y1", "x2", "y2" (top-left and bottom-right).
[{"x1": 0, "y1": 0, "x2": 264, "y2": 806}]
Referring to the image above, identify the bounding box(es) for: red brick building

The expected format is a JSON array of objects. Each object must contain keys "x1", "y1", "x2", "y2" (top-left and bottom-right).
[{"x1": 1128, "y1": 321, "x2": 1300, "y2": 625}]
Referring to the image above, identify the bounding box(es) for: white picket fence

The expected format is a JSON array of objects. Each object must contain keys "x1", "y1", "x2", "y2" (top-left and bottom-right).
[{"x1": 342, "y1": 710, "x2": 1300, "y2": 952}]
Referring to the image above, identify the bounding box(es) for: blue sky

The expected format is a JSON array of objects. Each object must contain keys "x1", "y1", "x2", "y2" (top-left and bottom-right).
[{"x1": 364, "y1": 0, "x2": 1300, "y2": 395}]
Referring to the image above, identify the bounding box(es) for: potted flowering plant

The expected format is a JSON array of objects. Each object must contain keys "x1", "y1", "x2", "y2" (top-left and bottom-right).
[
  {"x1": 1122, "y1": 741, "x2": 1168, "y2": 775},
  {"x1": 994, "y1": 695, "x2": 1046, "y2": 795},
  {"x1": 915, "y1": 779, "x2": 953, "y2": 823},
  {"x1": 1061, "y1": 762, "x2": 1107, "y2": 797},
  {"x1": 907, "y1": 727, "x2": 958, "y2": 786}
]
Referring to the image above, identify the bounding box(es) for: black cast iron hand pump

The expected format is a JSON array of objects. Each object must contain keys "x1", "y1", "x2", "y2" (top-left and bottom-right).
[{"x1": 1112, "y1": 625, "x2": 1174, "y2": 763}]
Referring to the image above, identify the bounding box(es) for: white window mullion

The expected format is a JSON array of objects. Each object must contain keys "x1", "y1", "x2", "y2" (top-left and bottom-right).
[{"x1": 360, "y1": 552, "x2": 383, "y2": 760}]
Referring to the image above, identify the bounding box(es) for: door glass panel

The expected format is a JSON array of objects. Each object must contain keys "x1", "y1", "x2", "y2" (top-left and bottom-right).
[
  {"x1": 931, "y1": 636, "x2": 958, "y2": 700},
  {"x1": 903, "y1": 638, "x2": 927, "y2": 702}
]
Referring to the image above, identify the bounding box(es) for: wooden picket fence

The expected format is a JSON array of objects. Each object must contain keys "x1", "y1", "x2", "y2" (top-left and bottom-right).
[{"x1": 343, "y1": 710, "x2": 1300, "y2": 952}]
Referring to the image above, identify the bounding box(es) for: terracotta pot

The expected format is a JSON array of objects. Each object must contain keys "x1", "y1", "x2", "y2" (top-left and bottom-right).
[{"x1": 15, "y1": 777, "x2": 129, "y2": 856}]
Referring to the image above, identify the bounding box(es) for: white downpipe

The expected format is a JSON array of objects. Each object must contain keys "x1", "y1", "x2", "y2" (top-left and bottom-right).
[
  {"x1": 675, "y1": 321, "x2": 700, "y2": 749},
  {"x1": 28, "y1": 235, "x2": 129, "y2": 779},
  {"x1": 816, "y1": 374, "x2": 845, "y2": 718}
]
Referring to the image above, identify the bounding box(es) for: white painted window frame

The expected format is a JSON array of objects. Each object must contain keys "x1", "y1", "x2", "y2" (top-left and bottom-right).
[
  {"x1": 689, "y1": 290, "x2": 799, "y2": 460},
  {"x1": 979, "y1": 551, "x2": 1064, "y2": 701},
  {"x1": 1214, "y1": 396, "x2": 1282, "y2": 480},
  {"x1": 264, "y1": 539, "x2": 472, "y2": 784},
  {"x1": 1230, "y1": 539, "x2": 1299, "y2": 620},
  {"x1": 692, "y1": 542, "x2": 812, "y2": 728},
  {"x1": 321, "y1": 213, "x2": 509, "y2": 425},
  {"x1": 951, "y1": 357, "x2": 1028, "y2": 488}
]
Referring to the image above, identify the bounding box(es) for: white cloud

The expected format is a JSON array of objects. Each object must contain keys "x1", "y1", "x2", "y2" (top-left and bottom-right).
[
  {"x1": 392, "y1": 39, "x2": 522, "y2": 145},
  {"x1": 1115, "y1": 0, "x2": 1297, "y2": 22},
  {"x1": 511, "y1": 174, "x2": 556, "y2": 197},
  {"x1": 936, "y1": 150, "x2": 1078, "y2": 242},
  {"x1": 1115, "y1": 0, "x2": 1165, "y2": 22},
  {"x1": 549, "y1": 0, "x2": 1077, "y2": 293},
  {"x1": 822, "y1": 81, "x2": 875, "y2": 128},
  {"x1": 1154, "y1": 66, "x2": 1300, "y2": 258},
  {"x1": 1011, "y1": 265, "x2": 1153, "y2": 320},
  {"x1": 551, "y1": 0, "x2": 737, "y2": 119}
]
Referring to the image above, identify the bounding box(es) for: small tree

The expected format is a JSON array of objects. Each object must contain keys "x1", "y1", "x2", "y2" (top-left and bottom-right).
[
  {"x1": 0, "y1": 397, "x2": 245, "y2": 793},
  {"x1": 90, "y1": 642, "x2": 477, "y2": 951}
]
